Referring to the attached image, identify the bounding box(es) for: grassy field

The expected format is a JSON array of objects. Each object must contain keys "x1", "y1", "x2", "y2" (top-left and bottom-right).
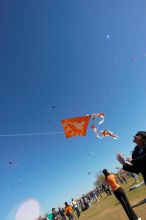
[{"x1": 75, "y1": 176, "x2": 146, "y2": 220}]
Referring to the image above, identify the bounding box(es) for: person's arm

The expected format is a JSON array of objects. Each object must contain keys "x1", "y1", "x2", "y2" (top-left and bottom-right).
[
  {"x1": 132, "y1": 153, "x2": 146, "y2": 167},
  {"x1": 117, "y1": 153, "x2": 140, "y2": 174},
  {"x1": 116, "y1": 154, "x2": 126, "y2": 165},
  {"x1": 123, "y1": 163, "x2": 140, "y2": 174}
]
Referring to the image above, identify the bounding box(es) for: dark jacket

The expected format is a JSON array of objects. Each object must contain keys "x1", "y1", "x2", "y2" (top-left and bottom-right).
[{"x1": 123, "y1": 146, "x2": 146, "y2": 184}]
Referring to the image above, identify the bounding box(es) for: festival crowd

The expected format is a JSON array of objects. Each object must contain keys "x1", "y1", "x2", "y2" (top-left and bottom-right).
[{"x1": 38, "y1": 131, "x2": 146, "y2": 220}]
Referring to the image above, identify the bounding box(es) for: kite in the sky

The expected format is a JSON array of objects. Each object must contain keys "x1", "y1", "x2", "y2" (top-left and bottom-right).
[
  {"x1": 19, "y1": 179, "x2": 23, "y2": 185},
  {"x1": 88, "y1": 172, "x2": 91, "y2": 175},
  {"x1": 106, "y1": 34, "x2": 110, "y2": 39},
  {"x1": 61, "y1": 115, "x2": 91, "y2": 138},
  {"x1": 88, "y1": 151, "x2": 96, "y2": 156},
  {"x1": 61, "y1": 112, "x2": 119, "y2": 140},
  {"x1": 85, "y1": 149, "x2": 96, "y2": 156},
  {"x1": 131, "y1": 56, "x2": 137, "y2": 61},
  {"x1": 7, "y1": 161, "x2": 18, "y2": 167},
  {"x1": 52, "y1": 106, "x2": 56, "y2": 109}
]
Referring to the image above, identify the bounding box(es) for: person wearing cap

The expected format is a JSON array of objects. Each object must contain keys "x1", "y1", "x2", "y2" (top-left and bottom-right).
[
  {"x1": 102, "y1": 169, "x2": 141, "y2": 220},
  {"x1": 117, "y1": 131, "x2": 146, "y2": 184}
]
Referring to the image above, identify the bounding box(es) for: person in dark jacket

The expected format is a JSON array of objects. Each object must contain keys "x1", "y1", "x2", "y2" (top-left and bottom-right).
[
  {"x1": 58, "y1": 208, "x2": 66, "y2": 220},
  {"x1": 117, "y1": 131, "x2": 146, "y2": 184}
]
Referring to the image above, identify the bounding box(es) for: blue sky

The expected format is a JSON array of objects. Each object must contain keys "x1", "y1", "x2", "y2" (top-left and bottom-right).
[{"x1": 0, "y1": 0, "x2": 146, "y2": 219}]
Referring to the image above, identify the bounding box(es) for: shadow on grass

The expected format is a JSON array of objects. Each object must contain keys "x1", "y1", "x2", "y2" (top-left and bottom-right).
[
  {"x1": 115, "y1": 197, "x2": 146, "y2": 206},
  {"x1": 132, "y1": 199, "x2": 146, "y2": 208},
  {"x1": 123, "y1": 182, "x2": 138, "y2": 191}
]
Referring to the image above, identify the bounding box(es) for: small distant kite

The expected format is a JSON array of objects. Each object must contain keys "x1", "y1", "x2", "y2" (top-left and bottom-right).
[
  {"x1": 106, "y1": 34, "x2": 110, "y2": 39},
  {"x1": 88, "y1": 151, "x2": 96, "y2": 156},
  {"x1": 88, "y1": 172, "x2": 91, "y2": 176},
  {"x1": 131, "y1": 56, "x2": 137, "y2": 61},
  {"x1": 52, "y1": 106, "x2": 56, "y2": 109},
  {"x1": 7, "y1": 161, "x2": 19, "y2": 167},
  {"x1": 19, "y1": 179, "x2": 23, "y2": 185}
]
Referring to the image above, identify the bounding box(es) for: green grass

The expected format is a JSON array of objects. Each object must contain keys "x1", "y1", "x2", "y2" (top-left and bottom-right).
[{"x1": 74, "y1": 176, "x2": 146, "y2": 220}]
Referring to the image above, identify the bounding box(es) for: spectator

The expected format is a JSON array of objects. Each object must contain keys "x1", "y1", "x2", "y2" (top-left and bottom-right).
[
  {"x1": 102, "y1": 183, "x2": 112, "y2": 196},
  {"x1": 58, "y1": 208, "x2": 66, "y2": 220},
  {"x1": 71, "y1": 198, "x2": 80, "y2": 218},
  {"x1": 117, "y1": 131, "x2": 146, "y2": 185},
  {"x1": 96, "y1": 188, "x2": 102, "y2": 198},
  {"x1": 52, "y1": 208, "x2": 59, "y2": 220},
  {"x1": 64, "y1": 202, "x2": 74, "y2": 220},
  {"x1": 103, "y1": 169, "x2": 140, "y2": 220}
]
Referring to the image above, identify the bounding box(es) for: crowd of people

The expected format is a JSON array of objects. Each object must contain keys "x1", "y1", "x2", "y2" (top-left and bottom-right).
[
  {"x1": 38, "y1": 190, "x2": 105, "y2": 220},
  {"x1": 38, "y1": 130, "x2": 146, "y2": 220},
  {"x1": 38, "y1": 179, "x2": 126, "y2": 220}
]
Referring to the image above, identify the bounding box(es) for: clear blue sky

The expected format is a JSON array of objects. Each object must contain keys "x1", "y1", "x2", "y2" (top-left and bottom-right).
[{"x1": 0, "y1": 0, "x2": 146, "y2": 219}]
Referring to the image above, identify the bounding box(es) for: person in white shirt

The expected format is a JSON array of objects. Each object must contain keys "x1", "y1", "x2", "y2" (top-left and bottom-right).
[{"x1": 71, "y1": 198, "x2": 80, "y2": 218}]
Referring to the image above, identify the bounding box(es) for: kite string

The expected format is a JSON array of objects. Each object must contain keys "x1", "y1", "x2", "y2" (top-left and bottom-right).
[{"x1": 0, "y1": 131, "x2": 64, "y2": 137}]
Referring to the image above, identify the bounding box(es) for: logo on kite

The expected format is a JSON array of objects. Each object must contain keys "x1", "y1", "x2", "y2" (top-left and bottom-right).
[{"x1": 61, "y1": 115, "x2": 91, "y2": 138}]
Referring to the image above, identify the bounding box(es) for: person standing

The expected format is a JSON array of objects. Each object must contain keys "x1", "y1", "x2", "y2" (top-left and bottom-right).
[
  {"x1": 102, "y1": 183, "x2": 112, "y2": 196},
  {"x1": 117, "y1": 131, "x2": 146, "y2": 184},
  {"x1": 58, "y1": 208, "x2": 66, "y2": 220},
  {"x1": 64, "y1": 202, "x2": 74, "y2": 220},
  {"x1": 103, "y1": 169, "x2": 140, "y2": 220},
  {"x1": 52, "y1": 208, "x2": 59, "y2": 220},
  {"x1": 96, "y1": 188, "x2": 102, "y2": 198},
  {"x1": 71, "y1": 198, "x2": 80, "y2": 218}
]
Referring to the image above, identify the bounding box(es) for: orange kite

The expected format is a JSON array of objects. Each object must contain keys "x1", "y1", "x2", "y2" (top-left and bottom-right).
[{"x1": 61, "y1": 115, "x2": 91, "y2": 138}]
